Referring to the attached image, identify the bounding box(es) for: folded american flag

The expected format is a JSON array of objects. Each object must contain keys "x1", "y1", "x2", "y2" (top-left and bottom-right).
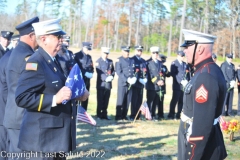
[
  {"x1": 62, "y1": 64, "x2": 86, "y2": 104},
  {"x1": 77, "y1": 105, "x2": 96, "y2": 126},
  {"x1": 140, "y1": 101, "x2": 152, "y2": 120}
]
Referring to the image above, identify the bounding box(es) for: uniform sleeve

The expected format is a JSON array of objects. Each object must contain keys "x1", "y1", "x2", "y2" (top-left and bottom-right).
[
  {"x1": 15, "y1": 62, "x2": 53, "y2": 113},
  {"x1": 186, "y1": 73, "x2": 219, "y2": 160},
  {"x1": 115, "y1": 60, "x2": 127, "y2": 83},
  {"x1": 96, "y1": 60, "x2": 108, "y2": 81},
  {"x1": 171, "y1": 62, "x2": 181, "y2": 83},
  {"x1": 110, "y1": 61, "x2": 115, "y2": 77},
  {"x1": 221, "y1": 63, "x2": 229, "y2": 82},
  {"x1": 74, "y1": 51, "x2": 85, "y2": 74}
]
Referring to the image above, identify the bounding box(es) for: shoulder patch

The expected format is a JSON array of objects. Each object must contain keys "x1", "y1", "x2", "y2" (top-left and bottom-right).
[
  {"x1": 195, "y1": 84, "x2": 208, "y2": 103},
  {"x1": 25, "y1": 56, "x2": 30, "y2": 62},
  {"x1": 26, "y1": 63, "x2": 38, "y2": 71}
]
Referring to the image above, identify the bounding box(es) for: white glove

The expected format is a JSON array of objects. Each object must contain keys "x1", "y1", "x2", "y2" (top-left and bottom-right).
[
  {"x1": 230, "y1": 80, "x2": 235, "y2": 88},
  {"x1": 88, "y1": 73, "x2": 93, "y2": 79},
  {"x1": 127, "y1": 77, "x2": 132, "y2": 84},
  {"x1": 139, "y1": 78, "x2": 144, "y2": 85},
  {"x1": 181, "y1": 80, "x2": 188, "y2": 87},
  {"x1": 105, "y1": 76, "x2": 113, "y2": 82},
  {"x1": 84, "y1": 72, "x2": 92, "y2": 79},
  {"x1": 131, "y1": 77, "x2": 137, "y2": 84},
  {"x1": 143, "y1": 78, "x2": 148, "y2": 84}
]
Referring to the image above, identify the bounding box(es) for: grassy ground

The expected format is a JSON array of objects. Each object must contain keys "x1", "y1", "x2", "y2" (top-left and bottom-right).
[{"x1": 67, "y1": 48, "x2": 240, "y2": 160}]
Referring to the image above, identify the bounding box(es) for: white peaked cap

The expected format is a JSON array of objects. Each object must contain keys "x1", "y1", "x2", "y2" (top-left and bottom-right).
[
  {"x1": 150, "y1": 46, "x2": 160, "y2": 52},
  {"x1": 101, "y1": 47, "x2": 110, "y2": 54},
  {"x1": 181, "y1": 29, "x2": 216, "y2": 47},
  {"x1": 32, "y1": 18, "x2": 66, "y2": 36}
]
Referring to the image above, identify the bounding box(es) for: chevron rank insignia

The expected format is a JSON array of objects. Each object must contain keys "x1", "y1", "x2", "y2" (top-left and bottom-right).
[
  {"x1": 26, "y1": 63, "x2": 38, "y2": 71},
  {"x1": 195, "y1": 84, "x2": 208, "y2": 103}
]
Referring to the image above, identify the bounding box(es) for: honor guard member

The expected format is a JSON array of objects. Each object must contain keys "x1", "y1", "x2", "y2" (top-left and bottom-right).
[
  {"x1": 3, "y1": 17, "x2": 39, "y2": 155},
  {"x1": 236, "y1": 65, "x2": 240, "y2": 116},
  {"x1": 57, "y1": 35, "x2": 75, "y2": 76},
  {"x1": 212, "y1": 53, "x2": 217, "y2": 63},
  {"x1": 15, "y1": 18, "x2": 89, "y2": 159},
  {"x1": 221, "y1": 53, "x2": 236, "y2": 116},
  {"x1": 95, "y1": 47, "x2": 115, "y2": 120},
  {"x1": 115, "y1": 46, "x2": 134, "y2": 121},
  {"x1": 0, "y1": 31, "x2": 13, "y2": 59},
  {"x1": 168, "y1": 51, "x2": 190, "y2": 119},
  {"x1": 75, "y1": 42, "x2": 94, "y2": 111},
  {"x1": 129, "y1": 45, "x2": 148, "y2": 120},
  {"x1": 158, "y1": 54, "x2": 171, "y2": 119},
  {"x1": 178, "y1": 29, "x2": 227, "y2": 160},
  {"x1": 145, "y1": 47, "x2": 165, "y2": 120},
  {"x1": 0, "y1": 34, "x2": 20, "y2": 157}
]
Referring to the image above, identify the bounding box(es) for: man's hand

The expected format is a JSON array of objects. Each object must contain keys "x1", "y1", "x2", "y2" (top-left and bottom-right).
[
  {"x1": 181, "y1": 80, "x2": 188, "y2": 87},
  {"x1": 76, "y1": 89, "x2": 89, "y2": 102},
  {"x1": 157, "y1": 80, "x2": 164, "y2": 86},
  {"x1": 85, "y1": 72, "x2": 93, "y2": 79},
  {"x1": 56, "y1": 86, "x2": 72, "y2": 104}
]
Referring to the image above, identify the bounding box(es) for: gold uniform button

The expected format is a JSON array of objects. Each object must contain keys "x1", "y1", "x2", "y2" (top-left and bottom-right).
[
  {"x1": 191, "y1": 145, "x2": 193, "y2": 148},
  {"x1": 188, "y1": 152, "x2": 191, "y2": 155},
  {"x1": 71, "y1": 116, "x2": 73, "y2": 119}
]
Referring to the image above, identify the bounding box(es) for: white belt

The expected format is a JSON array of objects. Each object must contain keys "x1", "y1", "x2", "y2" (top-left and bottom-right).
[
  {"x1": 181, "y1": 112, "x2": 219, "y2": 125},
  {"x1": 181, "y1": 113, "x2": 219, "y2": 141}
]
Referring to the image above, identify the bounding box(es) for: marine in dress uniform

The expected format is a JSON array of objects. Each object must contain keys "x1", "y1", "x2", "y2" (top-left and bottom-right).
[
  {"x1": 237, "y1": 65, "x2": 240, "y2": 116},
  {"x1": 74, "y1": 42, "x2": 94, "y2": 111},
  {"x1": 168, "y1": 51, "x2": 190, "y2": 119},
  {"x1": 221, "y1": 53, "x2": 236, "y2": 116},
  {"x1": 145, "y1": 47, "x2": 165, "y2": 120},
  {"x1": 178, "y1": 29, "x2": 227, "y2": 160},
  {"x1": 57, "y1": 35, "x2": 76, "y2": 77},
  {"x1": 129, "y1": 45, "x2": 148, "y2": 120},
  {"x1": 0, "y1": 31, "x2": 13, "y2": 59},
  {"x1": 15, "y1": 18, "x2": 88, "y2": 160},
  {"x1": 115, "y1": 46, "x2": 135, "y2": 121},
  {"x1": 95, "y1": 47, "x2": 115, "y2": 120},
  {"x1": 3, "y1": 16, "x2": 39, "y2": 156}
]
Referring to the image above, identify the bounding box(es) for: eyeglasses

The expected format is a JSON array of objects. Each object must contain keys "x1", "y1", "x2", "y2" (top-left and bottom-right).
[
  {"x1": 48, "y1": 34, "x2": 63, "y2": 40},
  {"x1": 152, "y1": 52, "x2": 158, "y2": 54}
]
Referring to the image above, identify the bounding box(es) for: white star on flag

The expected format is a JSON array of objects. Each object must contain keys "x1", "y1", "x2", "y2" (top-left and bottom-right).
[
  {"x1": 74, "y1": 74, "x2": 78, "y2": 81},
  {"x1": 66, "y1": 77, "x2": 72, "y2": 83},
  {"x1": 75, "y1": 88, "x2": 79, "y2": 96}
]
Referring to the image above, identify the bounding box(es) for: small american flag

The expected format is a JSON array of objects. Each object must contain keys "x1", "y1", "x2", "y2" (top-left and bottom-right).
[
  {"x1": 139, "y1": 101, "x2": 152, "y2": 120},
  {"x1": 62, "y1": 64, "x2": 86, "y2": 104},
  {"x1": 77, "y1": 105, "x2": 96, "y2": 126},
  {"x1": 219, "y1": 116, "x2": 225, "y2": 125}
]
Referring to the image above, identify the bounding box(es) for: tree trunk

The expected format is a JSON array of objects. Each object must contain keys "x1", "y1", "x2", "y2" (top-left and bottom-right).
[
  {"x1": 167, "y1": 19, "x2": 173, "y2": 57},
  {"x1": 178, "y1": 0, "x2": 187, "y2": 50},
  {"x1": 128, "y1": 0, "x2": 133, "y2": 46},
  {"x1": 204, "y1": 0, "x2": 209, "y2": 33},
  {"x1": 135, "y1": 0, "x2": 142, "y2": 45}
]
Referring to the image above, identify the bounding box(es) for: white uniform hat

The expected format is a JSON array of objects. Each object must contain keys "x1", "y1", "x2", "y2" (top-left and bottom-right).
[
  {"x1": 32, "y1": 18, "x2": 66, "y2": 36},
  {"x1": 101, "y1": 47, "x2": 110, "y2": 54},
  {"x1": 150, "y1": 46, "x2": 159, "y2": 53},
  {"x1": 181, "y1": 29, "x2": 217, "y2": 47}
]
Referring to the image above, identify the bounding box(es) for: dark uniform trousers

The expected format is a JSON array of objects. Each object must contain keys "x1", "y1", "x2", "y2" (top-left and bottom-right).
[
  {"x1": 15, "y1": 47, "x2": 76, "y2": 159},
  {"x1": 168, "y1": 59, "x2": 189, "y2": 119},
  {"x1": 146, "y1": 90, "x2": 161, "y2": 117},
  {"x1": 115, "y1": 56, "x2": 135, "y2": 120},
  {"x1": 221, "y1": 61, "x2": 236, "y2": 115},
  {"x1": 130, "y1": 56, "x2": 146, "y2": 119},
  {"x1": 95, "y1": 57, "x2": 115, "y2": 118},
  {"x1": 237, "y1": 69, "x2": 240, "y2": 116},
  {"x1": 74, "y1": 50, "x2": 94, "y2": 111},
  {"x1": 178, "y1": 58, "x2": 227, "y2": 160},
  {"x1": 0, "y1": 51, "x2": 11, "y2": 159},
  {"x1": 4, "y1": 42, "x2": 35, "y2": 155}
]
